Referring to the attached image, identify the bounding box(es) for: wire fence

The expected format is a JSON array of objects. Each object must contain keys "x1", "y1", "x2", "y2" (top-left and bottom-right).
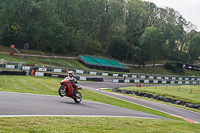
[{"x1": 135, "y1": 85, "x2": 200, "y2": 95}]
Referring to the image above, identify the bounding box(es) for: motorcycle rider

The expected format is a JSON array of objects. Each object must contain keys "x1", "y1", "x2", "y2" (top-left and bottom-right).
[{"x1": 67, "y1": 71, "x2": 78, "y2": 94}]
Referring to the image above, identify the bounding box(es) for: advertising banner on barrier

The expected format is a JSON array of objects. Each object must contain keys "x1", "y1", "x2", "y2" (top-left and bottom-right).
[{"x1": 183, "y1": 64, "x2": 200, "y2": 71}]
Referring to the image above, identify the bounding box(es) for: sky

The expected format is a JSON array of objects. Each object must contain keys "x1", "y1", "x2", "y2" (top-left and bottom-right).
[{"x1": 142, "y1": 0, "x2": 200, "y2": 31}]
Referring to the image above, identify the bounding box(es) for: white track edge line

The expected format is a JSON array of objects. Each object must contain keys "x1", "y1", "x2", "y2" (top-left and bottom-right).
[{"x1": 0, "y1": 115, "x2": 159, "y2": 119}]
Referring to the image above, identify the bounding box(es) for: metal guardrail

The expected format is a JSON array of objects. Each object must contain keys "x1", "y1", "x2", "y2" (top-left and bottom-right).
[
  {"x1": 0, "y1": 59, "x2": 26, "y2": 71},
  {"x1": 126, "y1": 73, "x2": 199, "y2": 78}
]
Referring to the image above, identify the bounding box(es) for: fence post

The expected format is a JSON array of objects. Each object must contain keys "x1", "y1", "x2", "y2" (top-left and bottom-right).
[
  {"x1": 166, "y1": 85, "x2": 168, "y2": 90},
  {"x1": 178, "y1": 85, "x2": 180, "y2": 92},
  {"x1": 189, "y1": 86, "x2": 192, "y2": 94}
]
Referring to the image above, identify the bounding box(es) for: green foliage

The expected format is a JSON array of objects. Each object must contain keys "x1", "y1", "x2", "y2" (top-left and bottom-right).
[
  {"x1": 108, "y1": 36, "x2": 128, "y2": 60},
  {"x1": 138, "y1": 26, "x2": 165, "y2": 66},
  {"x1": 126, "y1": 0, "x2": 150, "y2": 43},
  {"x1": 164, "y1": 62, "x2": 177, "y2": 72},
  {"x1": 0, "y1": 0, "x2": 199, "y2": 64},
  {"x1": 188, "y1": 33, "x2": 200, "y2": 63}
]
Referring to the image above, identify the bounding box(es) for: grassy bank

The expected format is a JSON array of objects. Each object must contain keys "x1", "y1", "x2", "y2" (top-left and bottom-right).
[
  {"x1": 120, "y1": 86, "x2": 200, "y2": 105},
  {"x1": 128, "y1": 65, "x2": 200, "y2": 76},
  {"x1": 0, "y1": 53, "x2": 41, "y2": 66},
  {"x1": 0, "y1": 53, "x2": 87, "y2": 69},
  {"x1": 0, "y1": 117, "x2": 199, "y2": 133},
  {"x1": 0, "y1": 45, "x2": 72, "y2": 56}
]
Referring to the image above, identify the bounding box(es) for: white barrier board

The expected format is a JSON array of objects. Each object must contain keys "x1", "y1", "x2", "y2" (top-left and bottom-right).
[
  {"x1": 35, "y1": 72, "x2": 44, "y2": 76},
  {"x1": 90, "y1": 72, "x2": 97, "y2": 75},
  {"x1": 54, "y1": 69, "x2": 62, "y2": 72},
  {"x1": 6, "y1": 65, "x2": 15, "y2": 69},
  {"x1": 80, "y1": 77, "x2": 87, "y2": 80},
  {"x1": 76, "y1": 70, "x2": 84, "y2": 74}
]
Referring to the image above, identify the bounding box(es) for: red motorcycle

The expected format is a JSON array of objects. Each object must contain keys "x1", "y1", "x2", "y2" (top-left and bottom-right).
[{"x1": 58, "y1": 78, "x2": 82, "y2": 103}]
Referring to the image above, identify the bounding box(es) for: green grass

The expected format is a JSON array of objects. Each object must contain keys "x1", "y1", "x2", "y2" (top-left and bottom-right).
[
  {"x1": 0, "y1": 117, "x2": 199, "y2": 133},
  {"x1": 0, "y1": 76, "x2": 60, "y2": 95},
  {"x1": 0, "y1": 45, "x2": 11, "y2": 52},
  {"x1": 0, "y1": 45, "x2": 73, "y2": 56},
  {"x1": 128, "y1": 65, "x2": 172, "y2": 75},
  {"x1": 128, "y1": 65, "x2": 200, "y2": 76},
  {"x1": 0, "y1": 53, "x2": 25, "y2": 63},
  {"x1": 0, "y1": 53, "x2": 41, "y2": 66},
  {"x1": 26, "y1": 56, "x2": 88, "y2": 69},
  {"x1": 0, "y1": 76, "x2": 183, "y2": 120},
  {"x1": 0, "y1": 52, "x2": 87, "y2": 68},
  {"x1": 120, "y1": 86, "x2": 200, "y2": 105},
  {"x1": 19, "y1": 49, "x2": 50, "y2": 55}
]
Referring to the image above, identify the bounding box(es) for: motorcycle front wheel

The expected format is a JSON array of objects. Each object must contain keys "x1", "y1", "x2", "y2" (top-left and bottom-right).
[
  {"x1": 58, "y1": 86, "x2": 67, "y2": 97},
  {"x1": 74, "y1": 92, "x2": 82, "y2": 103}
]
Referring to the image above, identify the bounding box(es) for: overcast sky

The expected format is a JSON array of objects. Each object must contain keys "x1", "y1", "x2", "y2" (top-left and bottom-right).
[{"x1": 142, "y1": 0, "x2": 200, "y2": 31}]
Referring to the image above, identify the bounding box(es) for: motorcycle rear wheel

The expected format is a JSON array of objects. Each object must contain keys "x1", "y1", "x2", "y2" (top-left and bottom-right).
[
  {"x1": 58, "y1": 86, "x2": 67, "y2": 97},
  {"x1": 74, "y1": 92, "x2": 82, "y2": 103}
]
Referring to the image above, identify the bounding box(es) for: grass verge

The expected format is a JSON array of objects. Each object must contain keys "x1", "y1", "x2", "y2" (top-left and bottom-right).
[
  {"x1": 0, "y1": 117, "x2": 199, "y2": 133},
  {"x1": 120, "y1": 86, "x2": 200, "y2": 105}
]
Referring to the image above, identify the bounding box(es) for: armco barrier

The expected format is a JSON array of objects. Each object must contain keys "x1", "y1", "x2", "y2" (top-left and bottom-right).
[
  {"x1": 34, "y1": 72, "x2": 104, "y2": 82},
  {"x1": 112, "y1": 88, "x2": 200, "y2": 110},
  {"x1": 112, "y1": 79, "x2": 199, "y2": 85},
  {"x1": 0, "y1": 64, "x2": 31, "y2": 70}
]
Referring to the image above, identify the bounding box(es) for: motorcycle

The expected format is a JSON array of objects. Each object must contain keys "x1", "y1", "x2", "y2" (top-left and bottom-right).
[{"x1": 58, "y1": 77, "x2": 82, "y2": 103}]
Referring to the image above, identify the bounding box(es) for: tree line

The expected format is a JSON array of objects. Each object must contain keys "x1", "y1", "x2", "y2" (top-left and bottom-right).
[{"x1": 0, "y1": 0, "x2": 200, "y2": 66}]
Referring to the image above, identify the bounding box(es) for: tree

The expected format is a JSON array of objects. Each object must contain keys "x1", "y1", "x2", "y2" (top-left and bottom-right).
[
  {"x1": 0, "y1": 0, "x2": 199, "y2": 65},
  {"x1": 108, "y1": 36, "x2": 128, "y2": 60},
  {"x1": 126, "y1": 0, "x2": 150, "y2": 42},
  {"x1": 153, "y1": 7, "x2": 187, "y2": 60},
  {"x1": 138, "y1": 26, "x2": 165, "y2": 66},
  {"x1": 125, "y1": 0, "x2": 151, "y2": 63},
  {"x1": 187, "y1": 33, "x2": 200, "y2": 63}
]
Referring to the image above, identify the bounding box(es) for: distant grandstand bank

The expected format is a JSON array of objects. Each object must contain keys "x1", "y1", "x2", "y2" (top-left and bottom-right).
[{"x1": 77, "y1": 55, "x2": 129, "y2": 72}]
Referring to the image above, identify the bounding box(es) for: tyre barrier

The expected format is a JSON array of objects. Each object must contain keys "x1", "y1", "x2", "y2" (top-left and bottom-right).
[
  {"x1": 112, "y1": 88, "x2": 200, "y2": 110},
  {"x1": 0, "y1": 70, "x2": 27, "y2": 75}
]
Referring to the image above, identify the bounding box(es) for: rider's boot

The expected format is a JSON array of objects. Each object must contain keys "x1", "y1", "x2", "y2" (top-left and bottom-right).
[{"x1": 74, "y1": 86, "x2": 77, "y2": 96}]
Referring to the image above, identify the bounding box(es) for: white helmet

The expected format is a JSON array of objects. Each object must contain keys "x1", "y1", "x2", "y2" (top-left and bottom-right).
[{"x1": 68, "y1": 71, "x2": 73, "y2": 77}]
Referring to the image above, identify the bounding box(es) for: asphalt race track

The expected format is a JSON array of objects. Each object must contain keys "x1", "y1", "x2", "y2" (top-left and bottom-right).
[
  {"x1": 0, "y1": 91, "x2": 167, "y2": 120},
  {"x1": 0, "y1": 81, "x2": 200, "y2": 123}
]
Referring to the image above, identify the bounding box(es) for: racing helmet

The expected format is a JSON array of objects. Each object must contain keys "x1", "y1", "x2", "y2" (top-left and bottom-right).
[{"x1": 68, "y1": 71, "x2": 73, "y2": 77}]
